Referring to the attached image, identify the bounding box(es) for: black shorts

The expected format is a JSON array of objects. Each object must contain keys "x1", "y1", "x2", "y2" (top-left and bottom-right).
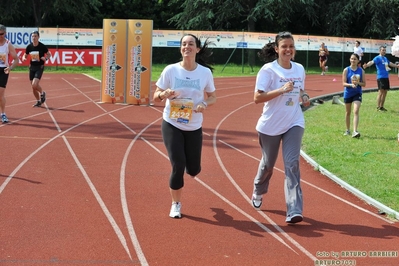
[
  {"x1": 377, "y1": 78, "x2": 390, "y2": 90},
  {"x1": 29, "y1": 65, "x2": 45, "y2": 81},
  {"x1": 0, "y1": 67, "x2": 10, "y2": 88},
  {"x1": 344, "y1": 93, "x2": 362, "y2": 103}
]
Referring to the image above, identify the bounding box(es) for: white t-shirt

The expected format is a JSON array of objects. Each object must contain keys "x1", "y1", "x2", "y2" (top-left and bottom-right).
[
  {"x1": 156, "y1": 62, "x2": 216, "y2": 131},
  {"x1": 353, "y1": 46, "x2": 363, "y2": 60},
  {"x1": 0, "y1": 40, "x2": 10, "y2": 67},
  {"x1": 255, "y1": 60, "x2": 305, "y2": 136}
]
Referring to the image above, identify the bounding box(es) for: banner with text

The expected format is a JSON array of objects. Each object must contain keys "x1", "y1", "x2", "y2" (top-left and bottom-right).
[
  {"x1": 126, "y1": 20, "x2": 153, "y2": 105},
  {"x1": 38, "y1": 28, "x2": 103, "y2": 47},
  {"x1": 15, "y1": 48, "x2": 102, "y2": 66},
  {"x1": 7, "y1": 27, "x2": 396, "y2": 54},
  {"x1": 100, "y1": 19, "x2": 128, "y2": 104}
]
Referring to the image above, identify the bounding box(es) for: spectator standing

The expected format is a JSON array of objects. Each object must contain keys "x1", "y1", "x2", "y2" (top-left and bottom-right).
[
  {"x1": 342, "y1": 53, "x2": 366, "y2": 138},
  {"x1": 353, "y1": 40, "x2": 364, "y2": 66},
  {"x1": 363, "y1": 46, "x2": 399, "y2": 111}
]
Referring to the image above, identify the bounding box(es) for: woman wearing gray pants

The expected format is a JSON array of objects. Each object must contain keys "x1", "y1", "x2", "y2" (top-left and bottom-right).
[{"x1": 251, "y1": 31, "x2": 310, "y2": 224}]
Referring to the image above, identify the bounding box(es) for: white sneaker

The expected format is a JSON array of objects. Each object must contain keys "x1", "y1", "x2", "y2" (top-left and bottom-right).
[
  {"x1": 285, "y1": 214, "x2": 303, "y2": 224},
  {"x1": 352, "y1": 131, "x2": 360, "y2": 138},
  {"x1": 343, "y1": 130, "x2": 350, "y2": 136},
  {"x1": 169, "y1": 202, "x2": 182, "y2": 218},
  {"x1": 251, "y1": 194, "x2": 262, "y2": 208}
]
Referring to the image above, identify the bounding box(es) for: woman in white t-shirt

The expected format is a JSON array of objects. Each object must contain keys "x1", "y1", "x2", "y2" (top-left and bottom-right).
[
  {"x1": 153, "y1": 34, "x2": 216, "y2": 219},
  {"x1": 251, "y1": 31, "x2": 310, "y2": 224}
]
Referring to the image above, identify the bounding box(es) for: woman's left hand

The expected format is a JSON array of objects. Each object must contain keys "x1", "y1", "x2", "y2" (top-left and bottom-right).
[{"x1": 194, "y1": 102, "x2": 207, "y2": 113}]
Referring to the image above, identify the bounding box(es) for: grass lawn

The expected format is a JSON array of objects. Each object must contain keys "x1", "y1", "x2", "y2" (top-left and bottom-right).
[{"x1": 303, "y1": 91, "x2": 399, "y2": 213}]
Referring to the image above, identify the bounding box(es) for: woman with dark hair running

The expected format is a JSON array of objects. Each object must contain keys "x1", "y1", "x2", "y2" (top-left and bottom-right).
[
  {"x1": 153, "y1": 34, "x2": 216, "y2": 218},
  {"x1": 251, "y1": 31, "x2": 310, "y2": 224}
]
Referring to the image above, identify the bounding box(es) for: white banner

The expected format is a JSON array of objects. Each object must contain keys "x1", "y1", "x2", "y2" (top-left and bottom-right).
[
  {"x1": 5, "y1": 27, "x2": 38, "y2": 48},
  {"x1": 5, "y1": 27, "x2": 396, "y2": 54}
]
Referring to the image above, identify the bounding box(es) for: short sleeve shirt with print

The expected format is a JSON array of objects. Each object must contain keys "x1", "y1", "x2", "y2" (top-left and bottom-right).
[
  {"x1": 255, "y1": 60, "x2": 306, "y2": 136},
  {"x1": 25, "y1": 42, "x2": 49, "y2": 66},
  {"x1": 156, "y1": 63, "x2": 216, "y2": 131}
]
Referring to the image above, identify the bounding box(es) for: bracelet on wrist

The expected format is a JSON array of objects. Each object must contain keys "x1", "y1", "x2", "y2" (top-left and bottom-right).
[{"x1": 201, "y1": 101, "x2": 208, "y2": 108}]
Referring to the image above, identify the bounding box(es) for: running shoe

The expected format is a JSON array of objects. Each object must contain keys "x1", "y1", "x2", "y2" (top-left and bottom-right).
[
  {"x1": 169, "y1": 202, "x2": 182, "y2": 218},
  {"x1": 1, "y1": 114, "x2": 9, "y2": 123},
  {"x1": 343, "y1": 130, "x2": 350, "y2": 136},
  {"x1": 285, "y1": 214, "x2": 303, "y2": 224},
  {"x1": 379, "y1": 107, "x2": 388, "y2": 111},
  {"x1": 251, "y1": 194, "x2": 263, "y2": 208},
  {"x1": 352, "y1": 131, "x2": 361, "y2": 138},
  {"x1": 33, "y1": 101, "x2": 41, "y2": 107},
  {"x1": 40, "y1": 91, "x2": 46, "y2": 103}
]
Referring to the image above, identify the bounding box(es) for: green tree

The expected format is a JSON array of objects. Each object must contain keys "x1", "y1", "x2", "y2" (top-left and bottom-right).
[
  {"x1": 166, "y1": 0, "x2": 318, "y2": 67},
  {"x1": 0, "y1": 0, "x2": 102, "y2": 27}
]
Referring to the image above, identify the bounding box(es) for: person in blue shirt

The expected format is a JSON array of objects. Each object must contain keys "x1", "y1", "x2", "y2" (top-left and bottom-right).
[
  {"x1": 363, "y1": 46, "x2": 399, "y2": 111},
  {"x1": 342, "y1": 53, "x2": 366, "y2": 138}
]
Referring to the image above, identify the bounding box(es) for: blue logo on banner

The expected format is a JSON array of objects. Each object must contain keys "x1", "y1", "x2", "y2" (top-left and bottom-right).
[
  {"x1": 167, "y1": 41, "x2": 180, "y2": 47},
  {"x1": 96, "y1": 40, "x2": 103, "y2": 46},
  {"x1": 237, "y1": 42, "x2": 248, "y2": 48},
  {"x1": 6, "y1": 32, "x2": 31, "y2": 46}
]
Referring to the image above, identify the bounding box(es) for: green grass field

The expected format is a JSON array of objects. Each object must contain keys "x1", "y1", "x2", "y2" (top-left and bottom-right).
[
  {"x1": 303, "y1": 91, "x2": 399, "y2": 213},
  {"x1": 11, "y1": 64, "x2": 398, "y2": 214}
]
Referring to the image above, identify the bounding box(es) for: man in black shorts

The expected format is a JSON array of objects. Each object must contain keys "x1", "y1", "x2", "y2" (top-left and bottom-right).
[
  {"x1": 363, "y1": 46, "x2": 399, "y2": 111},
  {"x1": 22, "y1": 31, "x2": 51, "y2": 107},
  {"x1": 0, "y1": 24, "x2": 19, "y2": 123}
]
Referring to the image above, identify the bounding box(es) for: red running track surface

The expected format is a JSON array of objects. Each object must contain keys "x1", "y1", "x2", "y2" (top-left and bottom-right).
[{"x1": 1, "y1": 73, "x2": 398, "y2": 266}]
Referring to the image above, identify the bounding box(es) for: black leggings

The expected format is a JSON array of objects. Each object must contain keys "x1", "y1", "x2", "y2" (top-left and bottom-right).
[{"x1": 161, "y1": 120, "x2": 202, "y2": 190}]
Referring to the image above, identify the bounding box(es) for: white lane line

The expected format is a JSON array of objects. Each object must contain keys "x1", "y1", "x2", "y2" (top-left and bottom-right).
[
  {"x1": 140, "y1": 136, "x2": 296, "y2": 253},
  {"x1": 119, "y1": 120, "x2": 164, "y2": 266},
  {"x1": 0, "y1": 107, "x2": 135, "y2": 260},
  {"x1": 213, "y1": 102, "x2": 317, "y2": 261},
  {"x1": 63, "y1": 137, "x2": 133, "y2": 260},
  {"x1": 62, "y1": 78, "x2": 147, "y2": 264},
  {"x1": 219, "y1": 140, "x2": 393, "y2": 224}
]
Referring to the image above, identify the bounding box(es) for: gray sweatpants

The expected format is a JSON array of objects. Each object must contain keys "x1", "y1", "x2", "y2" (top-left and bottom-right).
[{"x1": 253, "y1": 126, "x2": 304, "y2": 217}]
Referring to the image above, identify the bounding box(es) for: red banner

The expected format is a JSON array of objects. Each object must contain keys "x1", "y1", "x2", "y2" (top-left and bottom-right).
[{"x1": 16, "y1": 48, "x2": 102, "y2": 67}]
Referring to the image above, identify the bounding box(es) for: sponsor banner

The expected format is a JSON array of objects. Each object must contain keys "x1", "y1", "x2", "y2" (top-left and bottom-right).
[
  {"x1": 100, "y1": 19, "x2": 128, "y2": 104},
  {"x1": 5, "y1": 28, "x2": 38, "y2": 48},
  {"x1": 15, "y1": 48, "x2": 102, "y2": 66},
  {"x1": 126, "y1": 20, "x2": 152, "y2": 105},
  {"x1": 8, "y1": 26, "x2": 396, "y2": 55},
  {"x1": 37, "y1": 28, "x2": 103, "y2": 46},
  {"x1": 152, "y1": 30, "x2": 395, "y2": 54}
]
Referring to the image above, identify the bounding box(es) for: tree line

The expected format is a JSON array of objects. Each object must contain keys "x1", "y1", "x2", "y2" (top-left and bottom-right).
[{"x1": 1, "y1": 0, "x2": 398, "y2": 41}]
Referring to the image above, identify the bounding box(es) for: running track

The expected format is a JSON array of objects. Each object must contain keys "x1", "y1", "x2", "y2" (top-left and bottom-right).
[{"x1": 1, "y1": 73, "x2": 398, "y2": 266}]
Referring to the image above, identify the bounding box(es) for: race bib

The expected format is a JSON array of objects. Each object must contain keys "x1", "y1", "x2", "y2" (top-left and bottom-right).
[
  {"x1": 0, "y1": 53, "x2": 6, "y2": 64},
  {"x1": 169, "y1": 98, "x2": 194, "y2": 124},
  {"x1": 30, "y1": 51, "x2": 40, "y2": 61}
]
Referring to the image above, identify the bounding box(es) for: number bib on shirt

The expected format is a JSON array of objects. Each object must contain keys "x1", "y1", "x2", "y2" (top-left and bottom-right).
[
  {"x1": 30, "y1": 51, "x2": 40, "y2": 61},
  {"x1": 169, "y1": 98, "x2": 194, "y2": 124},
  {"x1": 0, "y1": 53, "x2": 6, "y2": 65}
]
